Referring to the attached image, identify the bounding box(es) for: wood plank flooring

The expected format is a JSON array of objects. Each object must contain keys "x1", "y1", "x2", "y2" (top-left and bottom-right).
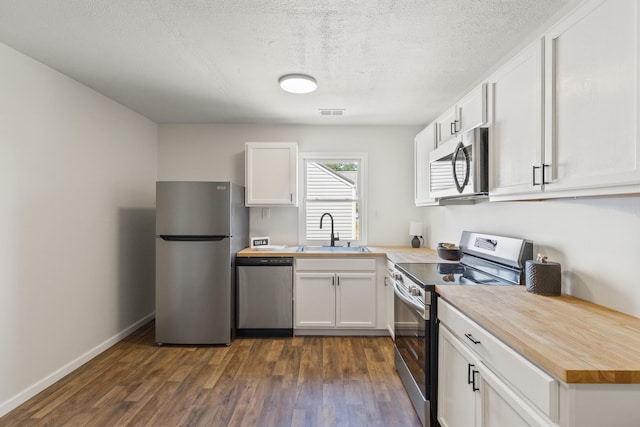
[{"x1": 1, "y1": 322, "x2": 421, "y2": 426}]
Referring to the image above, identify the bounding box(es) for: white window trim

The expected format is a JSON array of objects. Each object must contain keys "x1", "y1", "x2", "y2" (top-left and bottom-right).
[{"x1": 298, "y1": 152, "x2": 368, "y2": 246}]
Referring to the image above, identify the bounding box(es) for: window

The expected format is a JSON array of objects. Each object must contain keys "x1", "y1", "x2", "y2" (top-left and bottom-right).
[{"x1": 299, "y1": 153, "x2": 367, "y2": 245}]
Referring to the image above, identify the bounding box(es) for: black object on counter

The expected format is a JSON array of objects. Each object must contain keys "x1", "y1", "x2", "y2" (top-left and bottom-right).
[{"x1": 525, "y1": 259, "x2": 561, "y2": 296}]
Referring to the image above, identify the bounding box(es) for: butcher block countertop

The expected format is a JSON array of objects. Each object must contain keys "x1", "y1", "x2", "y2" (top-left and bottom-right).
[
  {"x1": 437, "y1": 286, "x2": 640, "y2": 384},
  {"x1": 237, "y1": 245, "x2": 444, "y2": 263}
]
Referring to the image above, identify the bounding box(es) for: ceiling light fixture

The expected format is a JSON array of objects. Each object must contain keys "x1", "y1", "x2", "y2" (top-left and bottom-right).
[{"x1": 278, "y1": 74, "x2": 317, "y2": 94}]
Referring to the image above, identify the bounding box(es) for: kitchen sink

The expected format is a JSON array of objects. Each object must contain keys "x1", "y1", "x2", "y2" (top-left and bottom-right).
[{"x1": 296, "y1": 245, "x2": 370, "y2": 253}]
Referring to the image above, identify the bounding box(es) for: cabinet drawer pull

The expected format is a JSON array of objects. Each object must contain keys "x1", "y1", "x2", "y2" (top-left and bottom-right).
[{"x1": 465, "y1": 333, "x2": 481, "y2": 344}]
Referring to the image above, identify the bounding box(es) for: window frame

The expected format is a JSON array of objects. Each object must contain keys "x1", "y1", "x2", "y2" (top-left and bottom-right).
[{"x1": 298, "y1": 152, "x2": 368, "y2": 246}]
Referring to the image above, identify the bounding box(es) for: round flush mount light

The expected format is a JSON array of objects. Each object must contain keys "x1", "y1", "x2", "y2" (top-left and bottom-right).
[{"x1": 278, "y1": 74, "x2": 317, "y2": 94}]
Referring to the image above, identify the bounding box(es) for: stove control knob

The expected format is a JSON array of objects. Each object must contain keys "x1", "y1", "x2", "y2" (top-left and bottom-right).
[
  {"x1": 393, "y1": 273, "x2": 403, "y2": 282},
  {"x1": 409, "y1": 285, "x2": 420, "y2": 296}
]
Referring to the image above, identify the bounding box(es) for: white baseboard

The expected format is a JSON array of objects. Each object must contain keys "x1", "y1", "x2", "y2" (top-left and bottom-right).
[
  {"x1": 0, "y1": 312, "x2": 155, "y2": 418},
  {"x1": 294, "y1": 328, "x2": 390, "y2": 336}
]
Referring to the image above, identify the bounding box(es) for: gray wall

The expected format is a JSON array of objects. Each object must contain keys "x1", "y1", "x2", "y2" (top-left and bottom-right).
[
  {"x1": 0, "y1": 42, "x2": 158, "y2": 415},
  {"x1": 158, "y1": 123, "x2": 424, "y2": 246}
]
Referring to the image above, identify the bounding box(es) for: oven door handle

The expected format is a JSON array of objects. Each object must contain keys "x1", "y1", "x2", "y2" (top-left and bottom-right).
[
  {"x1": 393, "y1": 281, "x2": 426, "y2": 319},
  {"x1": 452, "y1": 141, "x2": 471, "y2": 193}
]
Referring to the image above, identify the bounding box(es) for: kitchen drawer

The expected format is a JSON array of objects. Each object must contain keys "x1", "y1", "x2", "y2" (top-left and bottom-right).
[{"x1": 438, "y1": 298, "x2": 559, "y2": 421}]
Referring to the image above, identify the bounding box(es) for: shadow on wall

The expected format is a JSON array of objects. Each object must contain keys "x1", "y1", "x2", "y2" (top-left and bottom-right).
[{"x1": 118, "y1": 208, "x2": 156, "y2": 330}]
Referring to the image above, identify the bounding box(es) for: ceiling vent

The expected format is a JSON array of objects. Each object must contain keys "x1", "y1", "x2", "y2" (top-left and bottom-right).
[{"x1": 319, "y1": 109, "x2": 345, "y2": 116}]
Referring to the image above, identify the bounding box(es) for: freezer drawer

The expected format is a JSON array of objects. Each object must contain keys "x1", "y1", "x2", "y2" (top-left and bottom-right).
[
  {"x1": 237, "y1": 258, "x2": 293, "y2": 335},
  {"x1": 156, "y1": 238, "x2": 232, "y2": 344}
]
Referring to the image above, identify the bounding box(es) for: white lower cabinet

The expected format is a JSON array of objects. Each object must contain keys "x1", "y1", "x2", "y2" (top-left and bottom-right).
[
  {"x1": 439, "y1": 299, "x2": 558, "y2": 427},
  {"x1": 438, "y1": 298, "x2": 640, "y2": 427},
  {"x1": 438, "y1": 325, "x2": 481, "y2": 427},
  {"x1": 295, "y1": 258, "x2": 376, "y2": 329}
]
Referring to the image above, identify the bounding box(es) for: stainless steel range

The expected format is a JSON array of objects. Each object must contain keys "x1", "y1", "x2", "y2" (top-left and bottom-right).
[{"x1": 392, "y1": 231, "x2": 533, "y2": 427}]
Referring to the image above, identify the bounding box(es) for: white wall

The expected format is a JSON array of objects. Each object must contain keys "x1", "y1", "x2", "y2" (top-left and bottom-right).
[
  {"x1": 0, "y1": 43, "x2": 158, "y2": 415},
  {"x1": 159, "y1": 124, "x2": 423, "y2": 246},
  {"x1": 424, "y1": 197, "x2": 640, "y2": 317}
]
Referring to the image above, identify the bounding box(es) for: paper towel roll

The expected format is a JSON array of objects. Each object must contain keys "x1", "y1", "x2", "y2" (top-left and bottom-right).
[{"x1": 525, "y1": 260, "x2": 561, "y2": 296}]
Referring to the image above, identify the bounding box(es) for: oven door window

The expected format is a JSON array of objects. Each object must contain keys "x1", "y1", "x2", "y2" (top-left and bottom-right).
[{"x1": 394, "y1": 292, "x2": 428, "y2": 399}]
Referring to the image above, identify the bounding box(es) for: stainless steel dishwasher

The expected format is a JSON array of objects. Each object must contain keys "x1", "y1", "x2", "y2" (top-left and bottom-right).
[{"x1": 236, "y1": 257, "x2": 293, "y2": 337}]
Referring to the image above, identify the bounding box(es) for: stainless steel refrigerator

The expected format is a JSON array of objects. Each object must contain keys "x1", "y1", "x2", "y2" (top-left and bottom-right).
[{"x1": 155, "y1": 181, "x2": 248, "y2": 345}]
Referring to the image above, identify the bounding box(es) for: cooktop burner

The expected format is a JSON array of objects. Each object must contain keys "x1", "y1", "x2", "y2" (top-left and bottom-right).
[{"x1": 396, "y1": 262, "x2": 516, "y2": 289}]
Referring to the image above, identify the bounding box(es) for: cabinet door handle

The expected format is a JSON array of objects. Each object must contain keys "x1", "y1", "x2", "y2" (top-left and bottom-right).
[
  {"x1": 467, "y1": 363, "x2": 475, "y2": 384},
  {"x1": 533, "y1": 164, "x2": 551, "y2": 186},
  {"x1": 532, "y1": 165, "x2": 540, "y2": 186},
  {"x1": 465, "y1": 333, "x2": 481, "y2": 344},
  {"x1": 290, "y1": 193, "x2": 293, "y2": 202},
  {"x1": 542, "y1": 163, "x2": 551, "y2": 185},
  {"x1": 471, "y1": 369, "x2": 480, "y2": 392},
  {"x1": 337, "y1": 276, "x2": 340, "y2": 286},
  {"x1": 331, "y1": 276, "x2": 335, "y2": 286}
]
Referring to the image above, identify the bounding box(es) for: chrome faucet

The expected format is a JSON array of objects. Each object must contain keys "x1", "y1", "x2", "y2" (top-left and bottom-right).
[{"x1": 320, "y1": 212, "x2": 339, "y2": 247}]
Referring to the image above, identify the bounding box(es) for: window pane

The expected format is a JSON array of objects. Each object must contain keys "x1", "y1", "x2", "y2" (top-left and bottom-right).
[
  {"x1": 306, "y1": 200, "x2": 359, "y2": 241},
  {"x1": 305, "y1": 160, "x2": 360, "y2": 241},
  {"x1": 306, "y1": 161, "x2": 358, "y2": 200}
]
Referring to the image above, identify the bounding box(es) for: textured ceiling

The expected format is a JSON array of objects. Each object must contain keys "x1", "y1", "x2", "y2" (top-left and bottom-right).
[{"x1": 0, "y1": 0, "x2": 572, "y2": 125}]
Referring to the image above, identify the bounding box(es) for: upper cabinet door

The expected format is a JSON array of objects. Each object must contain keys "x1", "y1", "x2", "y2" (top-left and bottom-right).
[
  {"x1": 489, "y1": 38, "x2": 545, "y2": 200},
  {"x1": 543, "y1": 0, "x2": 640, "y2": 196},
  {"x1": 457, "y1": 83, "x2": 487, "y2": 136},
  {"x1": 435, "y1": 106, "x2": 458, "y2": 147},
  {"x1": 245, "y1": 142, "x2": 298, "y2": 207},
  {"x1": 435, "y1": 84, "x2": 487, "y2": 148}
]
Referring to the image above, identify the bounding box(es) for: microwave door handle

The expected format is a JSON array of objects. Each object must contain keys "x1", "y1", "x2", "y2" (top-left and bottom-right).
[{"x1": 452, "y1": 141, "x2": 471, "y2": 193}]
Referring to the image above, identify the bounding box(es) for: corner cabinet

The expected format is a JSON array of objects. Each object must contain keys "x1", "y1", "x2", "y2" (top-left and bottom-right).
[
  {"x1": 294, "y1": 258, "x2": 377, "y2": 329},
  {"x1": 245, "y1": 142, "x2": 298, "y2": 207}
]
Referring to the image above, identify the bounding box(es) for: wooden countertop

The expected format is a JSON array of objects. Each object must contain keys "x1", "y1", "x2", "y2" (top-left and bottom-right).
[
  {"x1": 437, "y1": 286, "x2": 640, "y2": 384},
  {"x1": 237, "y1": 245, "x2": 443, "y2": 263}
]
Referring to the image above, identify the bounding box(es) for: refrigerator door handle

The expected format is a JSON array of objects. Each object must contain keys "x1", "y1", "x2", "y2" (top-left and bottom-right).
[{"x1": 159, "y1": 235, "x2": 228, "y2": 242}]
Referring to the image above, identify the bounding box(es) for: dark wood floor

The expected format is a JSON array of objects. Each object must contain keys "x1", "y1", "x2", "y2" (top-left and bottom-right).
[{"x1": 1, "y1": 322, "x2": 421, "y2": 426}]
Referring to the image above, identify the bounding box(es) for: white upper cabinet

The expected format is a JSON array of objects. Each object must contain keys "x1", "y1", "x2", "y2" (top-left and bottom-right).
[
  {"x1": 457, "y1": 84, "x2": 488, "y2": 135},
  {"x1": 436, "y1": 84, "x2": 488, "y2": 147},
  {"x1": 490, "y1": 0, "x2": 640, "y2": 201},
  {"x1": 489, "y1": 38, "x2": 545, "y2": 199},
  {"x1": 435, "y1": 106, "x2": 458, "y2": 147},
  {"x1": 414, "y1": 123, "x2": 438, "y2": 206},
  {"x1": 245, "y1": 142, "x2": 298, "y2": 207},
  {"x1": 542, "y1": 0, "x2": 640, "y2": 197}
]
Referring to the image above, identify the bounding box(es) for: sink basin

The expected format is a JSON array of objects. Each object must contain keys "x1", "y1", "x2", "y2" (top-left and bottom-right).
[{"x1": 297, "y1": 245, "x2": 370, "y2": 253}]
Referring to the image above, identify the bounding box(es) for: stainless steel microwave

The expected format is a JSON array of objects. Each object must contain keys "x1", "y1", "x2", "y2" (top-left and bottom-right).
[{"x1": 429, "y1": 127, "x2": 488, "y2": 199}]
